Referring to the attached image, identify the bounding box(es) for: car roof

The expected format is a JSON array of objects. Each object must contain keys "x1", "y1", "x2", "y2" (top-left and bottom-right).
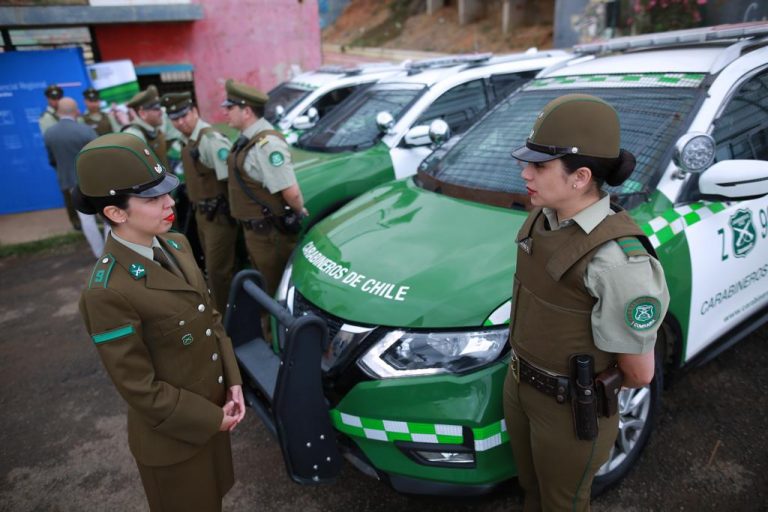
[
  {"x1": 374, "y1": 50, "x2": 574, "y2": 87},
  {"x1": 288, "y1": 64, "x2": 404, "y2": 90}
]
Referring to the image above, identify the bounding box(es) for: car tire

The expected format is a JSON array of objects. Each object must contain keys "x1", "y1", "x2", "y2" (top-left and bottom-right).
[{"x1": 591, "y1": 348, "x2": 663, "y2": 497}]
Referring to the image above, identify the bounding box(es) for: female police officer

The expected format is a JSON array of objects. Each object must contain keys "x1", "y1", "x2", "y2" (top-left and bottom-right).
[
  {"x1": 505, "y1": 94, "x2": 669, "y2": 511},
  {"x1": 74, "y1": 132, "x2": 245, "y2": 512}
]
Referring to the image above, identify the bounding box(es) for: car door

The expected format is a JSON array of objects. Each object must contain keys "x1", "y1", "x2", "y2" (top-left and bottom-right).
[
  {"x1": 679, "y1": 66, "x2": 768, "y2": 360},
  {"x1": 390, "y1": 79, "x2": 489, "y2": 179}
]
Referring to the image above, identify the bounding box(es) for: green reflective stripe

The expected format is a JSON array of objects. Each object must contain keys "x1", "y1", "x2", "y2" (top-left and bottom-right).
[
  {"x1": 330, "y1": 410, "x2": 509, "y2": 452},
  {"x1": 528, "y1": 72, "x2": 705, "y2": 90},
  {"x1": 92, "y1": 324, "x2": 135, "y2": 344},
  {"x1": 640, "y1": 202, "x2": 725, "y2": 248}
]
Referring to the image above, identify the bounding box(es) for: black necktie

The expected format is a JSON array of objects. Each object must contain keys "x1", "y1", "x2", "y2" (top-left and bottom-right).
[
  {"x1": 231, "y1": 135, "x2": 249, "y2": 153},
  {"x1": 152, "y1": 247, "x2": 184, "y2": 280}
]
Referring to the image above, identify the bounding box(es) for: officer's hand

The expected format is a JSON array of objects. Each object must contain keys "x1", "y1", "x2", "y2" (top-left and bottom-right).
[
  {"x1": 219, "y1": 401, "x2": 237, "y2": 431},
  {"x1": 227, "y1": 385, "x2": 246, "y2": 429},
  {"x1": 300, "y1": 207, "x2": 309, "y2": 218}
]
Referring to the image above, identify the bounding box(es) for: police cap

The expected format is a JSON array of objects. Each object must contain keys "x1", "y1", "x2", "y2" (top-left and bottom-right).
[
  {"x1": 45, "y1": 84, "x2": 63, "y2": 99},
  {"x1": 76, "y1": 133, "x2": 179, "y2": 198},
  {"x1": 221, "y1": 79, "x2": 268, "y2": 108},
  {"x1": 161, "y1": 91, "x2": 194, "y2": 120},
  {"x1": 83, "y1": 87, "x2": 100, "y2": 101},
  {"x1": 512, "y1": 94, "x2": 621, "y2": 163},
  {"x1": 126, "y1": 85, "x2": 162, "y2": 110}
]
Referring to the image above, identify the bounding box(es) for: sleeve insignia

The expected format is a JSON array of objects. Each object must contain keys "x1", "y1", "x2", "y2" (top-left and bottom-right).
[
  {"x1": 625, "y1": 296, "x2": 661, "y2": 331},
  {"x1": 217, "y1": 147, "x2": 229, "y2": 161},
  {"x1": 269, "y1": 151, "x2": 285, "y2": 167}
]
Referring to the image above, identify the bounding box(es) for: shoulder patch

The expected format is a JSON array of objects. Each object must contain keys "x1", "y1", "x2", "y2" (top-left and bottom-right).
[
  {"x1": 217, "y1": 147, "x2": 229, "y2": 161},
  {"x1": 88, "y1": 254, "x2": 115, "y2": 289},
  {"x1": 625, "y1": 296, "x2": 661, "y2": 331},
  {"x1": 616, "y1": 237, "x2": 648, "y2": 258},
  {"x1": 269, "y1": 151, "x2": 285, "y2": 167}
]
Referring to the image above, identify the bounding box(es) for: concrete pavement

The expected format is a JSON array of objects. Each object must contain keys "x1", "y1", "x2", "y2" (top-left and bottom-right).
[{"x1": 0, "y1": 207, "x2": 75, "y2": 246}]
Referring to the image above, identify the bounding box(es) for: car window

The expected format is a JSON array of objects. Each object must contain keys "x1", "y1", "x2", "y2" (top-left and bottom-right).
[
  {"x1": 296, "y1": 83, "x2": 425, "y2": 152},
  {"x1": 312, "y1": 85, "x2": 361, "y2": 119},
  {"x1": 712, "y1": 68, "x2": 768, "y2": 161},
  {"x1": 421, "y1": 84, "x2": 703, "y2": 209},
  {"x1": 415, "y1": 79, "x2": 489, "y2": 135},
  {"x1": 264, "y1": 82, "x2": 312, "y2": 123},
  {"x1": 489, "y1": 71, "x2": 537, "y2": 102}
]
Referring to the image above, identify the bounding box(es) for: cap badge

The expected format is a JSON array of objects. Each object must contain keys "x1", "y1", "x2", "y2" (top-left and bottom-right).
[
  {"x1": 143, "y1": 149, "x2": 150, "y2": 156},
  {"x1": 129, "y1": 263, "x2": 146, "y2": 280},
  {"x1": 154, "y1": 163, "x2": 163, "y2": 174},
  {"x1": 518, "y1": 237, "x2": 533, "y2": 255}
]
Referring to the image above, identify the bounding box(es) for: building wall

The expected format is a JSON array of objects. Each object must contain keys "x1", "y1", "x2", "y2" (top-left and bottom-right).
[{"x1": 94, "y1": 0, "x2": 322, "y2": 122}]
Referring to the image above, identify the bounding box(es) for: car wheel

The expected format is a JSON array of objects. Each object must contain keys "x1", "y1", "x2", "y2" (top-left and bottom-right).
[{"x1": 591, "y1": 352, "x2": 663, "y2": 496}]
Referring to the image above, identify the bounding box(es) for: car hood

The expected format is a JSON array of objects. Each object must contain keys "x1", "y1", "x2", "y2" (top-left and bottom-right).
[
  {"x1": 290, "y1": 145, "x2": 359, "y2": 171},
  {"x1": 292, "y1": 178, "x2": 527, "y2": 328}
]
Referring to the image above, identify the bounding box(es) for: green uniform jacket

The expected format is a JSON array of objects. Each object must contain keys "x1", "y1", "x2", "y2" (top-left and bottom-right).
[{"x1": 79, "y1": 232, "x2": 242, "y2": 467}]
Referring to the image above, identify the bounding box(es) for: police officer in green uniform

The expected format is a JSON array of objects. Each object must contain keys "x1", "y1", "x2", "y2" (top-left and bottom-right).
[
  {"x1": 222, "y1": 79, "x2": 308, "y2": 298},
  {"x1": 75, "y1": 133, "x2": 245, "y2": 512},
  {"x1": 39, "y1": 84, "x2": 62, "y2": 134},
  {"x1": 82, "y1": 87, "x2": 115, "y2": 135},
  {"x1": 162, "y1": 91, "x2": 238, "y2": 314},
  {"x1": 123, "y1": 85, "x2": 170, "y2": 168},
  {"x1": 505, "y1": 94, "x2": 670, "y2": 511}
]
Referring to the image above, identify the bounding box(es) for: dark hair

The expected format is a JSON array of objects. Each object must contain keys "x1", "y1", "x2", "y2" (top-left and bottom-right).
[
  {"x1": 245, "y1": 104, "x2": 265, "y2": 118},
  {"x1": 72, "y1": 186, "x2": 130, "y2": 226},
  {"x1": 560, "y1": 149, "x2": 636, "y2": 188}
]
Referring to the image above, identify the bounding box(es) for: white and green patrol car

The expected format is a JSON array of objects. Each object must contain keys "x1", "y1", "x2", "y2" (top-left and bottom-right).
[
  {"x1": 289, "y1": 50, "x2": 574, "y2": 225},
  {"x1": 229, "y1": 23, "x2": 768, "y2": 495},
  {"x1": 265, "y1": 64, "x2": 403, "y2": 144}
]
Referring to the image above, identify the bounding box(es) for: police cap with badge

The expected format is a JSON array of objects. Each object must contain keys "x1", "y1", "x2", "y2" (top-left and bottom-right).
[
  {"x1": 511, "y1": 93, "x2": 622, "y2": 163},
  {"x1": 221, "y1": 79, "x2": 269, "y2": 109},
  {"x1": 161, "y1": 91, "x2": 194, "y2": 120},
  {"x1": 83, "y1": 87, "x2": 100, "y2": 101},
  {"x1": 127, "y1": 85, "x2": 162, "y2": 110},
  {"x1": 45, "y1": 84, "x2": 63, "y2": 99},
  {"x1": 76, "y1": 132, "x2": 179, "y2": 200}
]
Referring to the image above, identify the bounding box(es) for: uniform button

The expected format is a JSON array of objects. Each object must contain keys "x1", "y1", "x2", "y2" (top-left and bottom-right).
[
  {"x1": 178, "y1": 320, "x2": 185, "y2": 326},
  {"x1": 205, "y1": 328, "x2": 212, "y2": 336},
  {"x1": 212, "y1": 353, "x2": 219, "y2": 361},
  {"x1": 198, "y1": 304, "x2": 205, "y2": 312},
  {"x1": 218, "y1": 376, "x2": 223, "y2": 384}
]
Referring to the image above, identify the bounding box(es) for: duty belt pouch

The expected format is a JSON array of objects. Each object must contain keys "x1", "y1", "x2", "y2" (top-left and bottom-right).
[
  {"x1": 570, "y1": 354, "x2": 599, "y2": 441},
  {"x1": 595, "y1": 366, "x2": 624, "y2": 417}
]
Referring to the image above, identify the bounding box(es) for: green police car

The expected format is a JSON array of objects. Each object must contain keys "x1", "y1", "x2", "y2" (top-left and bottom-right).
[
  {"x1": 288, "y1": 50, "x2": 573, "y2": 225},
  {"x1": 229, "y1": 23, "x2": 768, "y2": 495}
]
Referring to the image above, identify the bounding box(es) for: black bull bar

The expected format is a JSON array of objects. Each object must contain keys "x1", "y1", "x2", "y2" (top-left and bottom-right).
[{"x1": 224, "y1": 270, "x2": 342, "y2": 484}]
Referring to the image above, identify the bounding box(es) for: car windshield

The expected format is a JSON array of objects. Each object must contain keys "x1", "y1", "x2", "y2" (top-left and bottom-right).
[
  {"x1": 296, "y1": 82, "x2": 425, "y2": 152},
  {"x1": 419, "y1": 80, "x2": 704, "y2": 209},
  {"x1": 264, "y1": 82, "x2": 312, "y2": 123}
]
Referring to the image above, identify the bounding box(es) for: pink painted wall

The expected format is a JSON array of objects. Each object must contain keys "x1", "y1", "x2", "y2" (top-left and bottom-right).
[{"x1": 94, "y1": 0, "x2": 322, "y2": 123}]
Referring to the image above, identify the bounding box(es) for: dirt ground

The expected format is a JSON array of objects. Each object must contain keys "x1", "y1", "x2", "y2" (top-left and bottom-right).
[
  {"x1": 1, "y1": 242, "x2": 767, "y2": 511},
  {"x1": 323, "y1": 0, "x2": 554, "y2": 54}
]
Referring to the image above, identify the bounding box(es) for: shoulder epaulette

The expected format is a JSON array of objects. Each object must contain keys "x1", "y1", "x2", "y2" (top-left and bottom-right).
[
  {"x1": 88, "y1": 253, "x2": 116, "y2": 289},
  {"x1": 616, "y1": 237, "x2": 649, "y2": 257}
]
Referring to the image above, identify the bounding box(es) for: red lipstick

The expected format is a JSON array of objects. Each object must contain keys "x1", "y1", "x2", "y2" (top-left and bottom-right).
[{"x1": 164, "y1": 213, "x2": 175, "y2": 223}]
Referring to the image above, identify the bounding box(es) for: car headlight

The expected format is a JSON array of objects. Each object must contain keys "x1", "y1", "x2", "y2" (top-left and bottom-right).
[{"x1": 358, "y1": 328, "x2": 508, "y2": 379}]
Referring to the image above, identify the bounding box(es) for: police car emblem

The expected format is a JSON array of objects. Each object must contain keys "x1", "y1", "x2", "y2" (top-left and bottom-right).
[
  {"x1": 729, "y1": 208, "x2": 756, "y2": 258},
  {"x1": 129, "y1": 263, "x2": 146, "y2": 280},
  {"x1": 625, "y1": 296, "x2": 660, "y2": 331}
]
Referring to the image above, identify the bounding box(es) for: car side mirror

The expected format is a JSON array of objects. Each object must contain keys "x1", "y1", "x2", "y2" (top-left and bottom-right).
[
  {"x1": 428, "y1": 119, "x2": 451, "y2": 147},
  {"x1": 307, "y1": 107, "x2": 319, "y2": 123},
  {"x1": 274, "y1": 105, "x2": 285, "y2": 120},
  {"x1": 292, "y1": 115, "x2": 316, "y2": 130},
  {"x1": 404, "y1": 125, "x2": 431, "y2": 146},
  {"x1": 376, "y1": 111, "x2": 395, "y2": 134},
  {"x1": 699, "y1": 159, "x2": 768, "y2": 199}
]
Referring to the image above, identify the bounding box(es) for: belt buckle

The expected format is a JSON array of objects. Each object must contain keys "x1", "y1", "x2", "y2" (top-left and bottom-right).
[{"x1": 510, "y1": 352, "x2": 520, "y2": 383}]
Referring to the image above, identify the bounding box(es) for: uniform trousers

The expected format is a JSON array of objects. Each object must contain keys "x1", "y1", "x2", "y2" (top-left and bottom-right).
[
  {"x1": 136, "y1": 431, "x2": 234, "y2": 512},
  {"x1": 243, "y1": 226, "x2": 297, "y2": 298},
  {"x1": 503, "y1": 367, "x2": 619, "y2": 512},
  {"x1": 195, "y1": 210, "x2": 238, "y2": 315}
]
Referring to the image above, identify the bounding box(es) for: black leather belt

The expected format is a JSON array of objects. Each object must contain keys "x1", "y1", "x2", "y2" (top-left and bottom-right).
[
  {"x1": 241, "y1": 218, "x2": 273, "y2": 234},
  {"x1": 511, "y1": 351, "x2": 570, "y2": 404}
]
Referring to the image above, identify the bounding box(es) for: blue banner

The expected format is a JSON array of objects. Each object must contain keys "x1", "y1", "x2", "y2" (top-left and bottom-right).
[{"x1": 0, "y1": 48, "x2": 90, "y2": 214}]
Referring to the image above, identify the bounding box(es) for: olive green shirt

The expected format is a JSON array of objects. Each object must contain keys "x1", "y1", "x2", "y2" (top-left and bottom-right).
[
  {"x1": 242, "y1": 118, "x2": 297, "y2": 193},
  {"x1": 543, "y1": 193, "x2": 669, "y2": 354},
  {"x1": 112, "y1": 232, "x2": 179, "y2": 268},
  {"x1": 122, "y1": 117, "x2": 161, "y2": 142},
  {"x1": 182, "y1": 119, "x2": 231, "y2": 181}
]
